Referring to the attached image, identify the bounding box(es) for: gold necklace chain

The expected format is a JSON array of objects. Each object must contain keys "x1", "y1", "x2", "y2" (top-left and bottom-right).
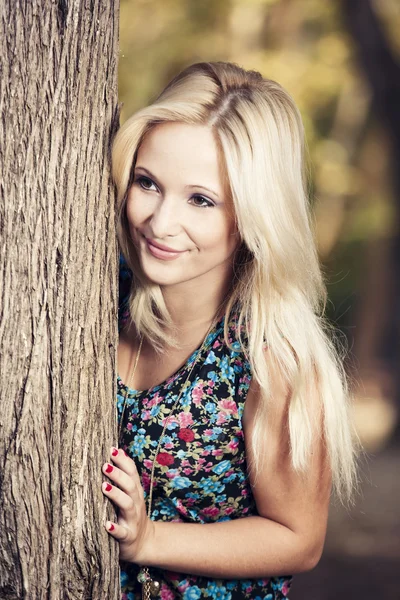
[{"x1": 117, "y1": 318, "x2": 219, "y2": 599}]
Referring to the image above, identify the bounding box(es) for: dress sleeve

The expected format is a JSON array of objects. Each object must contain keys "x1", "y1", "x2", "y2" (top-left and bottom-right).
[{"x1": 118, "y1": 253, "x2": 132, "y2": 333}]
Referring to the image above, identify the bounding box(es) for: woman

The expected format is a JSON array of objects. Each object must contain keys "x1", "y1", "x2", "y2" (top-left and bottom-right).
[{"x1": 102, "y1": 62, "x2": 357, "y2": 600}]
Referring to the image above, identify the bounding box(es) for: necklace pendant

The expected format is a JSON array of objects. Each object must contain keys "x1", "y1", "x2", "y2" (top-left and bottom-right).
[{"x1": 149, "y1": 577, "x2": 161, "y2": 596}]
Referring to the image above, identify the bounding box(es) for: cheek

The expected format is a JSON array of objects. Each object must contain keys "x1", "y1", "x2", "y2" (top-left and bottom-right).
[
  {"x1": 126, "y1": 190, "x2": 147, "y2": 229},
  {"x1": 193, "y1": 215, "x2": 239, "y2": 254}
]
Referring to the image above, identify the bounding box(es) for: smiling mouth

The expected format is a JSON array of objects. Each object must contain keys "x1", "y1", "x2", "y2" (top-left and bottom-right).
[{"x1": 145, "y1": 237, "x2": 187, "y2": 261}]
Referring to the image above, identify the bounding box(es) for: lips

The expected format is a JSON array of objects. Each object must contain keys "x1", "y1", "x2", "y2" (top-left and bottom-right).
[
  {"x1": 146, "y1": 238, "x2": 184, "y2": 253},
  {"x1": 145, "y1": 237, "x2": 186, "y2": 261}
]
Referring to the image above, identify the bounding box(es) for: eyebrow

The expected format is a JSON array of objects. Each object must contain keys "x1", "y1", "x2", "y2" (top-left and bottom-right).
[{"x1": 134, "y1": 165, "x2": 220, "y2": 199}]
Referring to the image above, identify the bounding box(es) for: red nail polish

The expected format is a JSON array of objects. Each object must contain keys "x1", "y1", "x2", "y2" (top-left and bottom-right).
[
  {"x1": 105, "y1": 464, "x2": 113, "y2": 474},
  {"x1": 111, "y1": 447, "x2": 118, "y2": 457},
  {"x1": 109, "y1": 522, "x2": 115, "y2": 531},
  {"x1": 105, "y1": 483, "x2": 112, "y2": 492}
]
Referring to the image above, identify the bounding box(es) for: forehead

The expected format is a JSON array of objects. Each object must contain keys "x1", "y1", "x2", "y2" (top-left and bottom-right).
[{"x1": 136, "y1": 122, "x2": 227, "y2": 193}]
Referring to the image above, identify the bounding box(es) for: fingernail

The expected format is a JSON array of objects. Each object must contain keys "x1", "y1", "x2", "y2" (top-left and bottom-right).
[
  {"x1": 105, "y1": 483, "x2": 112, "y2": 492},
  {"x1": 105, "y1": 464, "x2": 114, "y2": 474},
  {"x1": 108, "y1": 522, "x2": 115, "y2": 531},
  {"x1": 111, "y1": 447, "x2": 118, "y2": 457}
]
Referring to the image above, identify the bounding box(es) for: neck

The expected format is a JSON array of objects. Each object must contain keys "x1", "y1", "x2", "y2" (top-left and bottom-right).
[{"x1": 161, "y1": 275, "x2": 230, "y2": 335}]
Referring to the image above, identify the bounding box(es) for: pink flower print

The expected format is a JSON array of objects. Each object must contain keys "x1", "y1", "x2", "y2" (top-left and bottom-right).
[
  {"x1": 148, "y1": 395, "x2": 161, "y2": 407},
  {"x1": 160, "y1": 585, "x2": 175, "y2": 600},
  {"x1": 181, "y1": 459, "x2": 190, "y2": 467},
  {"x1": 142, "y1": 410, "x2": 151, "y2": 420},
  {"x1": 166, "y1": 470, "x2": 179, "y2": 479},
  {"x1": 164, "y1": 442, "x2": 174, "y2": 449},
  {"x1": 127, "y1": 423, "x2": 133, "y2": 431},
  {"x1": 282, "y1": 581, "x2": 290, "y2": 595},
  {"x1": 218, "y1": 398, "x2": 238, "y2": 415},
  {"x1": 177, "y1": 580, "x2": 190, "y2": 593},
  {"x1": 216, "y1": 412, "x2": 228, "y2": 425},
  {"x1": 193, "y1": 396, "x2": 202, "y2": 407},
  {"x1": 206, "y1": 387, "x2": 213, "y2": 395},
  {"x1": 161, "y1": 415, "x2": 179, "y2": 427},
  {"x1": 201, "y1": 506, "x2": 220, "y2": 518},
  {"x1": 143, "y1": 459, "x2": 153, "y2": 470},
  {"x1": 141, "y1": 471, "x2": 151, "y2": 492},
  {"x1": 183, "y1": 468, "x2": 193, "y2": 475},
  {"x1": 224, "y1": 507, "x2": 235, "y2": 515},
  {"x1": 204, "y1": 429, "x2": 214, "y2": 436},
  {"x1": 213, "y1": 340, "x2": 221, "y2": 348},
  {"x1": 201, "y1": 449, "x2": 210, "y2": 456},
  {"x1": 227, "y1": 439, "x2": 239, "y2": 452},
  {"x1": 211, "y1": 449, "x2": 224, "y2": 456},
  {"x1": 241, "y1": 488, "x2": 249, "y2": 496},
  {"x1": 207, "y1": 380, "x2": 215, "y2": 388},
  {"x1": 178, "y1": 411, "x2": 193, "y2": 428},
  {"x1": 192, "y1": 383, "x2": 204, "y2": 402},
  {"x1": 197, "y1": 457, "x2": 206, "y2": 465},
  {"x1": 175, "y1": 499, "x2": 188, "y2": 515}
]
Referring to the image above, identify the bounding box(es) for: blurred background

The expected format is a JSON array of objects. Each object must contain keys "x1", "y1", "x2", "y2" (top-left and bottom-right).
[{"x1": 118, "y1": 1, "x2": 400, "y2": 598}]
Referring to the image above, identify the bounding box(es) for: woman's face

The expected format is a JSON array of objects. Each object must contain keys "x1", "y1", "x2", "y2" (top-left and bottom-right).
[{"x1": 126, "y1": 122, "x2": 239, "y2": 289}]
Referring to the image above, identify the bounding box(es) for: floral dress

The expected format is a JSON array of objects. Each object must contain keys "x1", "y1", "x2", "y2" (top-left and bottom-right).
[{"x1": 117, "y1": 260, "x2": 292, "y2": 600}]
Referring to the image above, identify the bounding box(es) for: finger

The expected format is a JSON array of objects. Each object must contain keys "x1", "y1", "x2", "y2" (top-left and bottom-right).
[
  {"x1": 110, "y1": 447, "x2": 142, "y2": 484},
  {"x1": 104, "y1": 520, "x2": 130, "y2": 541},
  {"x1": 102, "y1": 462, "x2": 143, "y2": 501},
  {"x1": 102, "y1": 481, "x2": 136, "y2": 512}
]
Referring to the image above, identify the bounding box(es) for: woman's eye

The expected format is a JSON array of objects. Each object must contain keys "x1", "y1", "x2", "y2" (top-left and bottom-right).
[
  {"x1": 189, "y1": 195, "x2": 214, "y2": 208},
  {"x1": 135, "y1": 176, "x2": 157, "y2": 191}
]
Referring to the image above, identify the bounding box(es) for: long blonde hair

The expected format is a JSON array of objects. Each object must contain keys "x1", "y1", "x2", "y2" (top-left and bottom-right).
[{"x1": 112, "y1": 61, "x2": 358, "y2": 504}]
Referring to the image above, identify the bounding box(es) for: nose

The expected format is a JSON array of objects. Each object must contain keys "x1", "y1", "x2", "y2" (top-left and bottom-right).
[{"x1": 148, "y1": 195, "x2": 182, "y2": 239}]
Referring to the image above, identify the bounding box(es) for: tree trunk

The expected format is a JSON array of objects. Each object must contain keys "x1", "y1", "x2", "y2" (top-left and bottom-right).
[
  {"x1": 0, "y1": 1, "x2": 120, "y2": 598},
  {"x1": 341, "y1": 0, "x2": 400, "y2": 411}
]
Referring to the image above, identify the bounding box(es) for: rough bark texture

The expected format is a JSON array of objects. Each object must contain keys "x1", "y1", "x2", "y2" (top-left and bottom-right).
[{"x1": 0, "y1": 1, "x2": 120, "y2": 598}]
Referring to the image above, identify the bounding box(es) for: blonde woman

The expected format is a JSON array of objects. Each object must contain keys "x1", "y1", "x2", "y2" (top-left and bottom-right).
[{"x1": 102, "y1": 62, "x2": 357, "y2": 600}]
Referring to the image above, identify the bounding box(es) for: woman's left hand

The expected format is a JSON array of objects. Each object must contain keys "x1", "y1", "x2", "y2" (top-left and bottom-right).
[{"x1": 102, "y1": 447, "x2": 155, "y2": 563}]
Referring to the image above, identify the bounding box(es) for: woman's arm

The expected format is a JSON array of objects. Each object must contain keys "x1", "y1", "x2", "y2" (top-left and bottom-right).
[{"x1": 103, "y1": 351, "x2": 331, "y2": 578}]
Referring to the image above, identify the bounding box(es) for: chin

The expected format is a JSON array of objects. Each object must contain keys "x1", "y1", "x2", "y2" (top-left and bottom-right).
[{"x1": 138, "y1": 263, "x2": 185, "y2": 287}]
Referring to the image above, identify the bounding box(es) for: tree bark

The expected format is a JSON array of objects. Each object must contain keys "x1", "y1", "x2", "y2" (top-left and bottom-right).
[{"x1": 0, "y1": 1, "x2": 120, "y2": 598}]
